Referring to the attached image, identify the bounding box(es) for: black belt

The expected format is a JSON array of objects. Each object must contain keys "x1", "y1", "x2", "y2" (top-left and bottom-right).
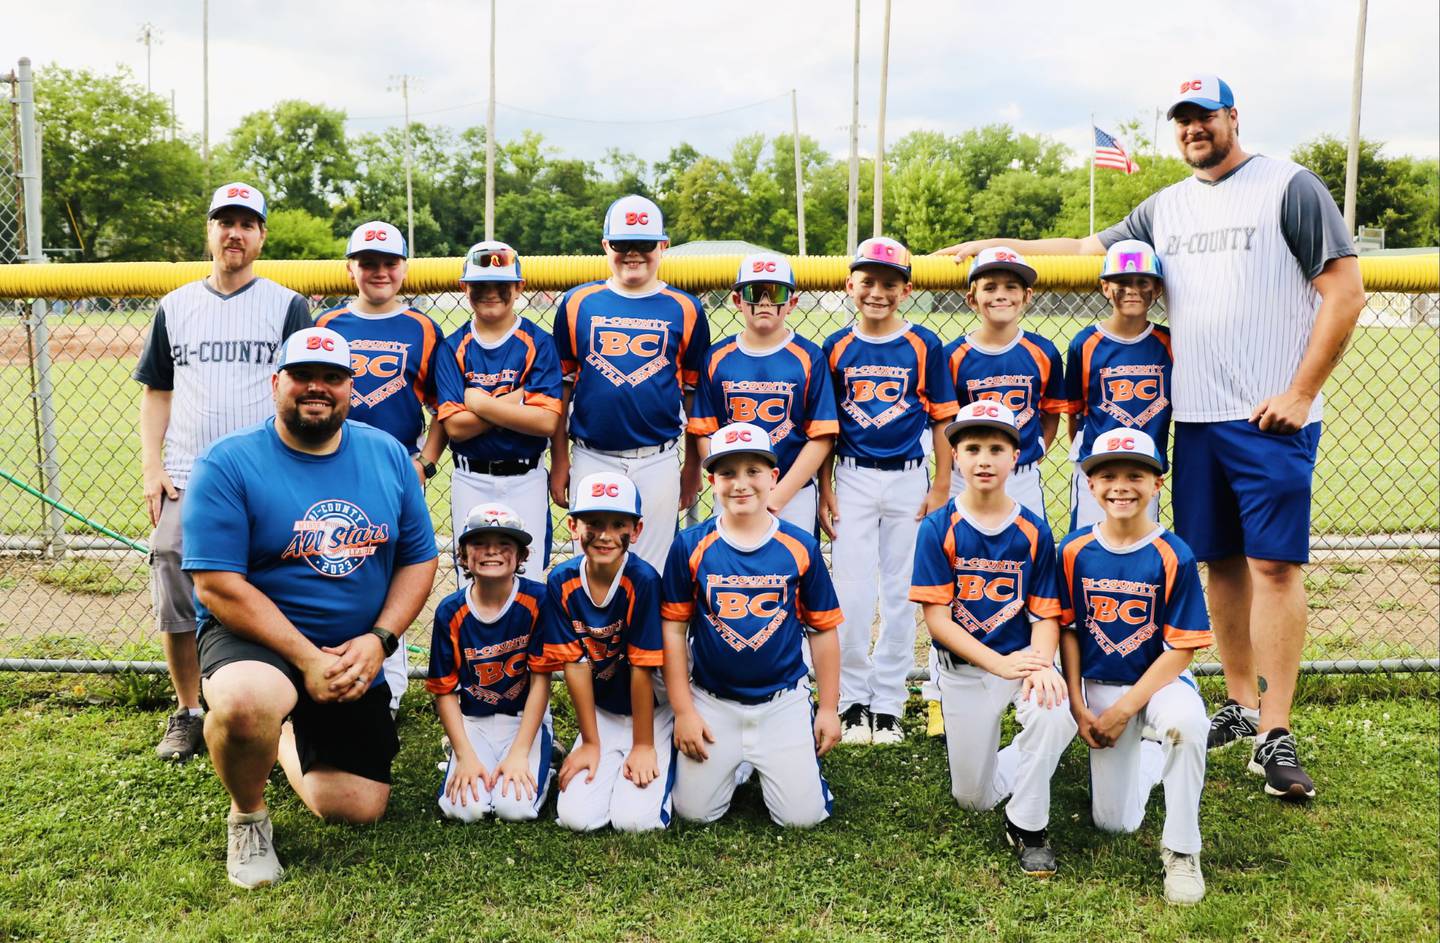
[
  {"x1": 699, "y1": 682, "x2": 799, "y2": 706},
  {"x1": 453, "y1": 454, "x2": 541, "y2": 476},
  {"x1": 840, "y1": 455, "x2": 925, "y2": 471}
]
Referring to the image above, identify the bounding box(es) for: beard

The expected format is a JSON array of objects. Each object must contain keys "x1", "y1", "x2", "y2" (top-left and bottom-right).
[
  {"x1": 1184, "y1": 133, "x2": 1233, "y2": 170},
  {"x1": 279, "y1": 395, "x2": 347, "y2": 445}
]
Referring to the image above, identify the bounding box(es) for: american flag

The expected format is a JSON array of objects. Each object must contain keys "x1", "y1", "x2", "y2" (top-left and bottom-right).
[{"x1": 1094, "y1": 127, "x2": 1139, "y2": 174}]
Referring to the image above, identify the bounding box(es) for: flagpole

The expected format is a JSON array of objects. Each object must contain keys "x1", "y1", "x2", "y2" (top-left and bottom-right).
[{"x1": 1088, "y1": 114, "x2": 1095, "y2": 234}]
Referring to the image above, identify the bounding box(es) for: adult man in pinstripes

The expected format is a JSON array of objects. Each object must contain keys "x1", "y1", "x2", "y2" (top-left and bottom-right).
[
  {"x1": 940, "y1": 75, "x2": 1365, "y2": 801},
  {"x1": 135, "y1": 183, "x2": 313, "y2": 761}
]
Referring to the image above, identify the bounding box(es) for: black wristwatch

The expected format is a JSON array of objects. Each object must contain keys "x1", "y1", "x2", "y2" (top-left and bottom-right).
[
  {"x1": 419, "y1": 458, "x2": 438, "y2": 481},
  {"x1": 370, "y1": 627, "x2": 400, "y2": 657}
]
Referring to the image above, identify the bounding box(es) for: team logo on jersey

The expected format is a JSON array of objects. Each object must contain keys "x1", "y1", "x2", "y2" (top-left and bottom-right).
[
  {"x1": 1081, "y1": 576, "x2": 1159, "y2": 657},
  {"x1": 282, "y1": 499, "x2": 390, "y2": 578},
  {"x1": 346, "y1": 339, "x2": 410, "y2": 408},
  {"x1": 840, "y1": 365, "x2": 911, "y2": 428},
  {"x1": 463, "y1": 634, "x2": 531, "y2": 705},
  {"x1": 722, "y1": 380, "x2": 796, "y2": 443},
  {"x1": 966, "y1": 376, "x2": 1035, "y2": 429},
  {"x1": 587, "y1": 315, "x2": 670, "y2": 387},
  {"x1": 465, "y1": 366, "x2": 521, "y2": 395},
  {"x1": 577, "y1": 618, "x2": 626, "y2": 682},
  {"x1": 1097, "y1": 364, "x2": 1167, "y2": 427},
  {"x1": 949, "y1": 557, "x2": 1025, "y2": 637},
  {"x1": 705, "y1": 573, "x2": 789, "y2": 652}
]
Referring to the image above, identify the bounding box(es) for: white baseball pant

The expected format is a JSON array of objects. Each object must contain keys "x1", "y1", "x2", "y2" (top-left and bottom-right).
[
  {"x1": 831, "y1": 462, "x2": 928, "y2": 718},
  {"x1": 450, "y1": 464, "x2": 552, "y2": 586},
  {"x1": 1082, "y1": 675, "x2": 1207, "y2": 854},
  {"x1": 673, "y1": 683, "x2": 832, "y2": 828},
  {"x1": 556, "y1": 704, "x2": 677, "y2": 832},
  {"x1": 1068, "y1": 463, "x2": 1161, "y2": 531},
  {"x1": 381, "y1": 647, "x2": 407, "y2": 714},
  {"x1": 570, "y1": 441, "x2": 680, "y2": 572},
  {"x1": 776, "y1": 482, "x2": 818, "y2": 534},
  {"x1": 936, "y1": 656, "x2": 1077, "y2": 832},
  {"x1": 437, "y1": 711, "x2": 554, "y2": 822}
]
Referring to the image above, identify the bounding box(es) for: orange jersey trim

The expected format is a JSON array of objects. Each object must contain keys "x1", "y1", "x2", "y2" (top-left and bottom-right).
[
  {"x1": 627, "y1": 646, "x2": 664, "y2": 667},
  {"x1": 1060, "y1": 531, "x2": 1098, "y2": 627},
  {"x1": 800, "y1": 605, "x2": 843, "y2": 631},
  {"x1": 1028, "y1": 594, "x2": 1062, "y2": 619},
  {"x1": 562, "y1": 284, "x2": 607, "y2": 377},
  {"x1": 424, "y1": 603, "x2": 470, "y2": 695},
  {"x1": 910, "y1": 585, "x2": 954, "y2": 605},
  {"x1": 661, "y1": 601, "x2": 693, "y2": 621},
  {"x1": 688, "y1": 416, "x2": 721, "y2": 436}
]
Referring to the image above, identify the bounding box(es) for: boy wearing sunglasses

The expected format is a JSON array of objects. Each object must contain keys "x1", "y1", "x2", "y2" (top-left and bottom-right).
[
  {"x1": 820, "y1": 237, "x2": 957, "y2": 746},
  {"x1": 435, "y1": 241, "x2": 564, "y2": 578},
  {"x1": 550, "y1": 195, "x2": 710, "y2": 571},
  {"x1": 689, "y1": 253, "x2": 838, "y2": 531}
]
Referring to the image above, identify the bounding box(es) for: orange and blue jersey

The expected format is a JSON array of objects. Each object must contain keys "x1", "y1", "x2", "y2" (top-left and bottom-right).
[
  {"x1": 822, "y1": 322, "x2": 957, "y2": 462},
  {"x1": 661, "y1": 517, "x2": 842, "y2": 703},
  {"x1": 946, "y1": 330, "x2": 1071, "y2": 467},
  {"x1": 687, "y1": 331, "x2": 839, "y2": 479},
  {"x1": 909, "y1": 500, "x2": 1061, "y2": 657},
  {"x1": 531, "y1": 554, "x2": 664, "y2": 717},
  {"x1": 434, "y1": 319, "x2": 563, "y2": 464},
  {"x1": 1063, "y1": 323, "x2": 1173, "y2": 471},
  {"x1": 426, "y1": 577, "x2": 546, "y2": 717},
  {"x1": 554, "y1": 281, "x2": 710, "y2": 450},
  {"x1": 316, "y1": 305, "x2": 443, "y2": 450},
  {"x1": 1058, "y1": 525, "x2": 1212, "y2": 685}
]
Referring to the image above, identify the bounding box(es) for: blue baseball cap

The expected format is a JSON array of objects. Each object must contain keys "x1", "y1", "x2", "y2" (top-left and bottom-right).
[{"x1": 1167, "y1": 75, "x2": 1235, "y2": 119}]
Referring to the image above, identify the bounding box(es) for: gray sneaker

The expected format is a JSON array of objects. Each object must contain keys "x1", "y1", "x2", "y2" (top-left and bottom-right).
[
  {"x1": 227, "y1": 810, "x2": 284, "y2": 889},
  {"x1": 155, "y1": 709, "x2": 205, "y2": 762},
  {"x1": 1161, "y1": 848, "x2": 1206, "y2": 904},
  {"x1": 1004, "y1": 817, "x2": 1057, "y2": 878}
]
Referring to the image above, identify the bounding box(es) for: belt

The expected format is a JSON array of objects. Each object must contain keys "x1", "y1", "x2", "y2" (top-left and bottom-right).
[
  {"x1": 935, "y1": 648, "x2": 972, "y2": 671},
  {"x1": 839, "y1": 455, "x2": 925, "y2": 472},
  {"x1": 454, "y1": 454, "x2": 541, "y2": 476},
  {"x1": 574, "y1": 437, "x2": 679, "y2": 460},
  {"x1": 698, "y1": 681, "x2": 799, "y2": 706}
]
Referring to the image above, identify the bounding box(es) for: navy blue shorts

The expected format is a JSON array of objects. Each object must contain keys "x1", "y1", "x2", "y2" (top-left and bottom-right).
[{"x1": 1172, "y1": 420, "x2": 1321, "y2": 564}]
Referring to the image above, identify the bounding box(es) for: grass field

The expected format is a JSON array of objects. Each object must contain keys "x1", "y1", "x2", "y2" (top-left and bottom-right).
[{"x1": 0, "y1": 674, "x2": 1435, "y2": 942}]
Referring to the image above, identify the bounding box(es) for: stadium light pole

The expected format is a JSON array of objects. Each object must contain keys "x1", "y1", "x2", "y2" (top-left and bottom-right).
[
  {"x1": 872, "y1": 0, "x2": 891, "y2": 238},
  {"x1": 201, "y1": 0, "x2": 210, "y2": 187},
  {"x1": 846, "y1": 0, "x2": 861, "y2": 255},
  {"x1": 792, "y1": 89, "x2": 807, "y2": 256},
  {"x1": 388, "y1": 75, "x2": 417, "y2": 252},
  {"x1": 1343, "y1": 0, "x2": 1369, "y2": 233},
  {"x1": 486, "y1": 0, "x2": 497, "y2": 241}
]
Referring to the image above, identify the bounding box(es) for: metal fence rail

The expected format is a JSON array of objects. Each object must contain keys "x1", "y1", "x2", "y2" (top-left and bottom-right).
[{"x1": 0, "y1": 254, "x2": 1436, "y2": 681}]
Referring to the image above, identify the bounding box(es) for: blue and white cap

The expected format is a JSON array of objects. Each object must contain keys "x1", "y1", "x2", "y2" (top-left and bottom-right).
[
  {"x1": 1100, "y1": 239, "x2": 1164, "y2": 281},
  {"x1": 459, "y1": 241, "x2": 523, "y2": 283},
  {"x1": 1081, "y1": 428, "x2": 1164, "y2": 474},
  {"x1": 703, "y1": 422, "x2": 777, "y2": 472},
  {"x1": 944, "y1": 400, "x2": 1020, "y2": 446},
  {"x1": 458, "y1": 502, "x2": 532, "y2": 547},
  {"x1": 570, "y1": 472, "x2": 643, "y2": 519},
  {"x1": 208, "y1": 182, "x2": 267, "y2": 222},
  {"x1": 1167, "y1": 74, "x2": 1235, "y2": 119},
  {"x1": 346, "y1": 220, "x2": 407, "y2": 258},
  {"x1": 734, "y1": 252, "x2": 796, "y2": 289},
  {"x1": 275, "y1": 327, "x2": 354, "y2": 375},
  {"x1": 603, "y1": 195, "x2": 667, "y2": 241}
]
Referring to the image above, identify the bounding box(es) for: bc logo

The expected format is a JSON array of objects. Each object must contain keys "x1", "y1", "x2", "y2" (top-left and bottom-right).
[
  {"x1": 714, "y1": 591, "x2": 782, "y2": 620},
  {"x1": 350, "y1": 353, "x2": 402, "y2": 379},
  {"x1": 1180, "y1": 79, "x2": 1203, "y2": 93},
  {"x1": 226, "y1": 186, "x2": 251, "y2": 198},
  {"x1": 977, "y1": 388, "x2": 1027, "y2": 412},
  {"x1": 597, "y1": 331, "x2": 662, "y2": 358},
  {"x1": 724, "y1": 428, "x2": 754, "y2": 444},
  {"x1": 282, "y1": 499, "x2": 389, "y2": 578},
  {"x1": 751, "y1": 260, "x2": 778, "y2": 273},
  {"x1": 624, "y1": 211, "x2": 649, "y2": 226},
  {"x1": 953, "y1": 574, "x2": 1016, "y2": 603},
  {"x1": 591, "y1": 482, "x2": 621, "y2": 498},
  {"x1": 306, "y1": 335, "x2": 336, "y2": 351},
  {"x1": 364, "y1": 229, "x2": 388, "y2": 242},
  {"x1": 729, "y1": 396, "x2": 788, "y2": 424},
  {"x1": 850, "y1": 379, "x2": 903, "y2": 403},
  {"x1": 993, "y1": 250, "x2": 1019, "y2": 263}
]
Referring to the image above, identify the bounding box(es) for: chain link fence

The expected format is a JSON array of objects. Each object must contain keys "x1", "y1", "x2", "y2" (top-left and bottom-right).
[
  {"x1": 1, "y1": 72, "x2": 23, "y2": 264},
  {"x1": 0, "y1": 263, "x2": 1436, "y2": 682}
]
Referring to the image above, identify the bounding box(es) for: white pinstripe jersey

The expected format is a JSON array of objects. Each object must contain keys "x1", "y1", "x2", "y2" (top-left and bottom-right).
[
  {"x1": 133, "y1": 277, "x2": 312, "y2": 487},
  {"x1": 1100, "y1": 156, "x2": 1353, "y2": 424}
]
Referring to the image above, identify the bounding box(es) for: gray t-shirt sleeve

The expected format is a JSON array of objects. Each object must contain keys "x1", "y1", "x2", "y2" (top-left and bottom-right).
[
  {"x1": 132, "y1": 304, "x2": 174, "y2": 390},
  {"x1": 282, "y1": 294, "x2": 314, "y2": 338},
  {"x1": 1280, "y1": 170, "x2": 1356, "y2": 279},
  {"x1": 1096, "y1": 192, "x2": 1158, "y2": 247}
]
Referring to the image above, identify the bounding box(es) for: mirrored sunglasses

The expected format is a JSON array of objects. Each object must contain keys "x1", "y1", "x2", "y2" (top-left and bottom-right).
[
  {"x1": 467, "y1": 247, "x2": 515, "y2": 268},
  {"x1": 855, "y1": 237, "x2": 911, "y2": 268},
  {"x1": 738, "y1": 283, "x2": 793, "y2": 304}
]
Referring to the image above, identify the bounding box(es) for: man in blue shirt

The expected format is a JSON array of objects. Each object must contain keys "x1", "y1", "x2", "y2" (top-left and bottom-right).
[{"x1": 183, "y1": 327, "x2": 438, "y2": 890}]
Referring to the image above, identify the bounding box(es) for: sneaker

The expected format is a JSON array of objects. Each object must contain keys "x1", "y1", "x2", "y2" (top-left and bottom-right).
[
  {"x1": 926, "y1": 700, "x2": 945, "y2": 739},
  {"x1": 1248, "y1": 728, "x2": 1316, "y2": 801},
  {"x1": 1207, "y1": 699, "x2": 1259, "y2": 751},
  {"x1": 840, "y1": 704, "x2": 872, "y2": 745},
  {"x1": 1003, "y1": 817, "x2": 1057, "y2": 877},
  {"x1": 226, "y1": 810, "x2": 284, "y2": 889},
  {"x1": 155, "y1": 709, "x2": 205, "y2": 762},
  {"x1": 1161, "y1": 849, "x2": 1205, "y2": 904},
  {"x1": 872, "y1": 713, "x2": 904, "y2": 745}
]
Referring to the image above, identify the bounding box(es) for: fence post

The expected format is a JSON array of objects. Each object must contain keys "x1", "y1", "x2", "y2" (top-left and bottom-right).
[{"x1": 16, "y1": 58, "x2": 66, "y2": 558}]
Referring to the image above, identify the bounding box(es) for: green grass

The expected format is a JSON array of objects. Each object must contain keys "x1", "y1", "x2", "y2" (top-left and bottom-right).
[{"x1": 0, "y1": 676, "x2": 1434, "y2": 942}]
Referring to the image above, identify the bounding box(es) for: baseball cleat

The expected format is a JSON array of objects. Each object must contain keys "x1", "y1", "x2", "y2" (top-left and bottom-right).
[
  {"x1": 227, "y1": 810, "x2": 284, "y2": 890},
  {"x1": 155, "y1": 709, "x2": 205, "y2": 762},
  {"x1": 1003, "y1": 817, "x2": 1057, "y2": 878},
  {"x1": 840, "y1": 704, "x2": 873, "y2": 745},
  {"x1": 1206, "y1": 699, "x2": 1259, "y2": 751},
  {"x1": 1249, "y1": 728, "x2": 1316, "y2": 801},
  {"x1": 871, "y1": 713, "x2": 904, "y2": 745},
  {"x1": 926, "y1": 699, "x2": 945, "y2": 738},
  {"x1": 1161, "y1": 849, "x2": 1205, "y2": 905}
]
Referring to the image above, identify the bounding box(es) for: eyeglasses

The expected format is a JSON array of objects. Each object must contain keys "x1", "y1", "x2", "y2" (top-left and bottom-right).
[
  {"x1": 467, "y1": 247, "x2": 515, "y2": 268},
  {"x1": 738, "y1": 283, "x2": 793, "y2": 304},
  {"x1": 854, "y1": 237, "x2": 911, "y2": 269},
  {"x1": 608, "y1": 240, "x2": 659, "y2": 255}
]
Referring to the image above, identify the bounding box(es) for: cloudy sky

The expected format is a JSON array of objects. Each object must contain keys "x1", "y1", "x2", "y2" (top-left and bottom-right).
[{"x1": 6, "y1": 0, "x2": 1437, "y2": 167}]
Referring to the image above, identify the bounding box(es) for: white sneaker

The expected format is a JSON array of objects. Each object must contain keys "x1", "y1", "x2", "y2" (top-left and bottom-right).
[
  {"x1": 227, "y1": 810, "x2": 284, "y2": 890},
  {"x1": 840, "y1": 704, "x2": 872, "y2": 745},
  {"x1": 1161, "y1": 848, "x2": 1205, "y2": 905},
  {"x1": 871, "y1": 712, "x2": 904, "y2": 745}
]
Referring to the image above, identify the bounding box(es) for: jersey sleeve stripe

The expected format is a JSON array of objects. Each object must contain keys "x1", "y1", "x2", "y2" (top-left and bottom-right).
[
  {"x1": 688, "y1": 530, "x2": 721, "y2": 581},
  {"x1": 661, "y1": 288, "x2": 701, "y2": 389},
  {"x1": 1060, "y1": 532, "x2": 1096, "y2": 627},
  {"x1": 1080, "y1": 330, "x2": 1104, "y2": 418},
  {"x1": 1013, "y1": 515, "x2": 1041, "y2": 562},
  {"x1": 902, "y1": 330, "x2": 930, "y2": 407},
  {"x1": 661, "y1": 601, "x2": 693, "y2": 621},
  {"x1": 799, "y1": 605, "x2": 843, "y2": 631},
  {"x1": 803, "y1": 418, "x2": 839, "y2": 438},
  {"x1": 627, "y1": 646, "x2": 664, "y2": 667},
  {"x1": 1027, "y1": 595, "x2": 1062, "y2": 619},
  {"x1": 1153, "y1": 535, "x2": 1180, "y2": 604},
  {"x1": 688, "y1": 416, "x2": 721, "y2": 435},
  {"x1": 316, "y1": 308, "x2": 343, "y2": 329},
  {"x1": 909, "y1": 585, "x2": 953, "y2": 604},
  {"x1": 772, "y1": 531, "x2": 811, "y2": 574},
  {"x1": 1163, "y1": 625, "x2": 1214, "y2": 648},
  {"x1": 424, "y1": 603, "x2": 469, "y2": 695},
  {"x1": 405, "y1": 309, "x2": 439, "y2": 405},
  {"x1": 827, "y1": 331, "x2": 856, "y2": 372}
]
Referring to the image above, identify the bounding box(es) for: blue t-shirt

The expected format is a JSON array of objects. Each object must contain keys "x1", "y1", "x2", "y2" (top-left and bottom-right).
[
  {"x1": 315, "y1": 305, "x2": 444, "y2": 451},
  {"x1": 662, "y1": 517, "x2": 842, "y2": 703},
  {"x1": 822, "y1": 322, "x2": 957, "y2": 462},
  {"x1": 434, "y1": 318, "x2": 563, "y2": 464},
  {"x1": 426, "y1": 578, "x2": 546, "y2": 717},
  {"x1": 182, "y1": 418, "x2": 438, "y2": 659},
  {"x1": 1063, "y1": 323, "x2": 1173, "y2": 470},
  {"x1": 946, "y1": 330, "x2": 1069, "y2": 468},
  {"x1": 1058, "y1": 525, "x2": 1212, "y2": 685},
  {"x1": 909, "y1": 499, "x2": 1061, "y2": 657},
  {"x1": 532, "y1": 554, "x2": 664, "y2": 717}
]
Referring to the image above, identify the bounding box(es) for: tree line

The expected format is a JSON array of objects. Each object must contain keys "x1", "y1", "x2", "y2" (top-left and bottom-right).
[{"x1": 32, "y1": 65, "x2": 1440, "y2": 263}]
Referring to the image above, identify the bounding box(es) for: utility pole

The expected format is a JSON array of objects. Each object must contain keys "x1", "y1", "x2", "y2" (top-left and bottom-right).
[
  {"x1": 485, "y1": 0, "x2": 497, "y2": 241},
  {"x1": 137, "y1": 23, "x2": 160, "y2": 92},
  {"x1": 1343, "y1": 0, "x2": 1369, "y2": 232},
  {"x1": 201, "y1": 0, "x2": 210, "y2": 186},
  {"x1": 171, "y1": 90, "x2": 177, "y2": 142},
  {"x1": 391, "y1": 75, "x2": 417, "y2": 252},
  {"x1": 791, "y1": 89, "x2": 807, "y2": 256},
  {"x1": 872, "y1": 0, "x2": 891, "y2": 238},
  {"x1": 846, "y1": 0, "x2": 861, "y2": 255}
]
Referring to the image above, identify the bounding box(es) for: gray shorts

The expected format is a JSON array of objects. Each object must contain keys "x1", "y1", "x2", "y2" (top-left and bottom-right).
[{"x1": 149, "y1": 490, "x2": 196, "y2": 633}]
